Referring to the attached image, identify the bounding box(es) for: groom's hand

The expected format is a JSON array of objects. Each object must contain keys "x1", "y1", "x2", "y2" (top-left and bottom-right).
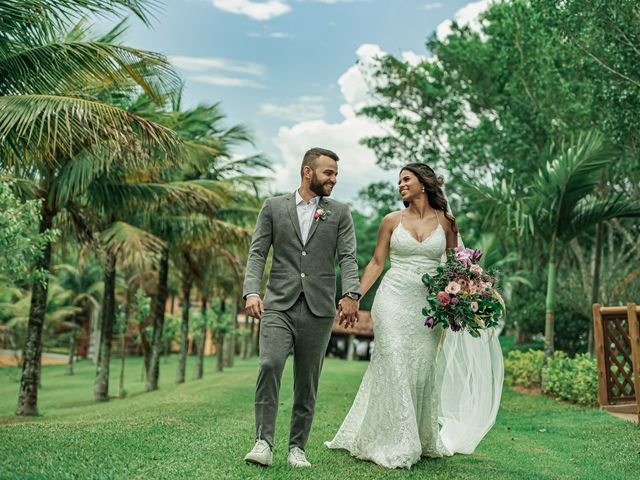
[
  {"x1": 245, "y1": 295, "x2": 264, "y2": 320},
  {"x1": 338, "y1": 297, "x2": 359, "y2": 329}
]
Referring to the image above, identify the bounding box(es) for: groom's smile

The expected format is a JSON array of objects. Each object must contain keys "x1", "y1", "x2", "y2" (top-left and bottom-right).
[{"x1": 308, "y1": 155, "x2": 338, "y2": 197}]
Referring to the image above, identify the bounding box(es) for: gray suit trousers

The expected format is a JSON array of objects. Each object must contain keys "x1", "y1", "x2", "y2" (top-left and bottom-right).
[{"x1": 255, "y1": 293, "x2": 334, "y2": 450}]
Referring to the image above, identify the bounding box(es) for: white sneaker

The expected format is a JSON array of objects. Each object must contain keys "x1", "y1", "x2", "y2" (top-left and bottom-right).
[
  {"x1": 244, "y1": 440, "x2": 272, "y2": 467},
  {"x1": 288, "y1": 447, "x2": 311, "y2": 468}
]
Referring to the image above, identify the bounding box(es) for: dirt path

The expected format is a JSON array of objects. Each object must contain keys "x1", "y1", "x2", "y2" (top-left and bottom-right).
[{"x1": 0, "y1": 350, "x2": 68, "y2": 367}]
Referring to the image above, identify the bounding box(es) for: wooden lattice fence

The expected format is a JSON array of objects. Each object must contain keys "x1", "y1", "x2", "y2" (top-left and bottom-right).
[{"x1": 592, "y1": 303, "x2": 640, "y2": 423}]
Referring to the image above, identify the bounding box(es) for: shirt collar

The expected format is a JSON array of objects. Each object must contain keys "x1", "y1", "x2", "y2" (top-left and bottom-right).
[{"x1": 295, "y1": 189, "x2": 320, "y2": 207}]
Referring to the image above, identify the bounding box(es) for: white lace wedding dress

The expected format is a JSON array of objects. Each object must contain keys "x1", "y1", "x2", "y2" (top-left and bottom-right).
[{"x1": 325, "y1": 217, "x2": 504, "y2": 469}]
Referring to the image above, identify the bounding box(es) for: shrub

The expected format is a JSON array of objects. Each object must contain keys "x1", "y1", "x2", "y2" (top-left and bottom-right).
[
  {"x1": 543, "y1": 352, "x2": 598, "y2": 406},
  {"x1": 504, "y1": 349, "x2": 545, "y2": 387}
]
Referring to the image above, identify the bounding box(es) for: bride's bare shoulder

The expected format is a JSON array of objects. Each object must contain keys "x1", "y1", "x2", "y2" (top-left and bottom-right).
[{"x1": 381, "y1": 210, "x2": 403, "y2": 230}]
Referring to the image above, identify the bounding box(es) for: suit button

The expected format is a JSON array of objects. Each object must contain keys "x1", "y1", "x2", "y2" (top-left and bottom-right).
[
  {"x1": 302, "y1": 251, "x2": 307, "y2": 256},
  {"x1": 301, "y1": 273, "x2": 306, "y2": 278}
]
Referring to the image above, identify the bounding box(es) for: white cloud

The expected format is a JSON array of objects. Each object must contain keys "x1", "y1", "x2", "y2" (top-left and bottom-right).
[
  {"x1": 171, "y1": 55, "x2": 266, "y2": 88},
  {"x1": 270, "y1": 43, "x2": 406, "y2": 201},
  {"x1": 421, "y1": 2, "x2": 443, "y2": 10},
  {"x1": 436, "y1": 0, "x2": 493, "y2": 42},
  {"x1": 188, "y1": 75, "x2": 265, "y2": 88},
  {"x1": 169, "y1": 55, "x2": 265, "y2": 76},
  {"x1": 260, "y1": 96, "x2": 326, "y2": 122},
  {"x1": 247, "y1": 31, "x2": 294, "y2": 39},
  {"x1": 212, "y1": 0, "x2": 290, "y2": 21},
  {"x1": 314, "y1": 0, "x2": 371, "y2": 3}
]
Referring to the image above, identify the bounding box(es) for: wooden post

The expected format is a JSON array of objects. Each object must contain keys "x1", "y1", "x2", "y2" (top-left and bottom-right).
[
  {"x1": 592, "y1": 303, "x2": 609, "y2": 406},
  {"x1": 346, "y1": 334, "x2": 355, "y2": 361},
  {"x1": 627, "y1": 303, "x2": 640, "y2": 424}
]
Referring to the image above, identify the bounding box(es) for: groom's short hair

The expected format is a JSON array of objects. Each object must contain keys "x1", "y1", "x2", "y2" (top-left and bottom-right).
[{"x1": 301, "y1": 147, "x2": 339, "y2": 176}]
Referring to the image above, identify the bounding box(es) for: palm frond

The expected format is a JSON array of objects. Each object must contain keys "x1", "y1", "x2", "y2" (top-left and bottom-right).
[
  {"x1": 563, "y1": 193, "x2": 640, "y2": 239},
  {"x1": 0, "y1": 94, "x2": 181, "y2": 168},
  {"x1": 100, "y1": 221, "x2": 165, "y2": 269}
]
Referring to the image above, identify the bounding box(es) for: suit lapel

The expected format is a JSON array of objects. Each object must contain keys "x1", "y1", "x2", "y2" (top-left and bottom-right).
[
  {"x1": 287, "y1": 191, "x2": 304, "y2": 245},
  {"x1": 304, "y1": 196, "x2": 325, "y2": 246}
]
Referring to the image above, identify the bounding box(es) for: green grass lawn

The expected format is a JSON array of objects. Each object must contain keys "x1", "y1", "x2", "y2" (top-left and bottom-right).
[{"x1": 1, "y1": 355, "x2": 638, "y2": 479}]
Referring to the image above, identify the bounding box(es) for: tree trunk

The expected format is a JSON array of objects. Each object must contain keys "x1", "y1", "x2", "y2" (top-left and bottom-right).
[
  {"x1": 118, "y1": 287, "x2": 131, "y2": 399},
  {"x1": 176, "y1": 277, "x2": 192, "y2": 384},
  {"x1": 216, "y1": 332, "x2": 224, "y2": 373},
  {"x1": 16, "y1": 205, "x2": 55, "y2": 416},
  {"x1": 243, "y1": 315, "x2": 253, "y2": 359},
  {"x1": 588, "y1": 222, "x2": 603, "y2": 356},
  {"x1": 88, "y1": 308, "x2": 101, "y2": 364},
  {"x1": 67, "y1": 329, "x2": 77, "y2": 375},
  {"x1": 196, "y1": 298, "x2": 207, "y2": 379},
  {"x1": 147, "y1": 248, "x2": 169, "y2": 392},
  {"x1": 216, "y1": 298, "x2": 225, "y2": 372},
  {"x1": 224, "y1": 300, "x2": 238, "y2": 368},
  {"x1": 94, "y1": 254, "x2": 117, "y2": 402},
  {"x1": 544, "y1": 237, "x2": 557, "y2": 363}
]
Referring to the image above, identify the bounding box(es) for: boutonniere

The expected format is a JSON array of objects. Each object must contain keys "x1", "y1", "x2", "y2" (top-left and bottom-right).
[{"x1": 314, "y1": 203, "x2": 331, "y2": 222}]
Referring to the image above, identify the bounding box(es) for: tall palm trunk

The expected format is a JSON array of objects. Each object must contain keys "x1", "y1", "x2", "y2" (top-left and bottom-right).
[
  {"x1": 176, "y1": 276, "x2": 192, "y2": 384},
  {"x1": 94, "y1": 254, "x2": 117, "y2": 401},
  {"x1": 224, "y1": 300, "x2": 237, "y2": 368},
  {"x1": 544, "y1": 235, "x2": 557, "y2": 362},
  {"x1": 16, "y1": 204, "x2": 55, "y2": 416},
  {"x1": 588, "y1": 222, "x2": 603, "y2": 356},
  {"x1": 216, "y1": 298, "x2": 225, "y2": 372},
  {"x1": 118, "y1": 286, "x2": 131, "y2": 399},
  {"x1": 147, "y1": 248, "x2": 169, "y2": 391},
  {"x1": 196, "y1": 297, "x2": 207, "y2": 379},
  {"x1": 67, "y1": 328, "x2": 77, "y2": 375}
]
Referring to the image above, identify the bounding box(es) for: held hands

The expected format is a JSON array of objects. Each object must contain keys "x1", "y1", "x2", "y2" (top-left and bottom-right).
[
  {"x1": 245, "y1": 295, "x2": 264, "y2": 320},
  {"x1": 338, "y1": 297, "x2": 359, "y2": 329}
]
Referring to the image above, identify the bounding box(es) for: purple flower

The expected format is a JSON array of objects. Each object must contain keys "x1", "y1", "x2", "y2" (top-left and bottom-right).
[
  {"x1": 482, "y1": 290, "x2": 491, "y2": 298},
  {"x1": 424, "y1": 316, "x2": 435, "y2": 328},
  {"x1": 471, "y1": 249, "x2": 483, "y2": 261},
  {"x1": 450, "y1": 296, "x2": 460, "y2": 305},
  {"x1": 450, "y1": 321, "x2": 462, "y2": 332}
]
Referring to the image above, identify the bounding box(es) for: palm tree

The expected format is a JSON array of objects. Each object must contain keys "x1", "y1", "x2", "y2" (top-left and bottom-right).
[
  {"x1": 54, "y1": 255, "x2": 103, "y2": 374},
  {"x1": 468, "y1": 131, "x2": 640, "y2": 361},
  {"x1": 1, "y1": 0, "x2": 181, "y2": 416}
]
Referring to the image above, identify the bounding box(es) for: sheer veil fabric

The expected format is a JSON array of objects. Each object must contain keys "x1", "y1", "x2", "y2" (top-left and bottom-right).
[{"x1": 437, "y1": 193, "x2": 504, "y2": 455}]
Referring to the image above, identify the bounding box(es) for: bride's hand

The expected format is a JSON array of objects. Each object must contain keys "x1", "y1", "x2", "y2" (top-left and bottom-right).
[{"x1": 338, "y1": 298, "x2": 359, "y2": 328}]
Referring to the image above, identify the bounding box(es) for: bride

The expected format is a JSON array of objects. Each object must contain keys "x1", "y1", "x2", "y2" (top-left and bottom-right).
[{"x1": 326, "y1": 163, "x2": 504, "y2": 469}]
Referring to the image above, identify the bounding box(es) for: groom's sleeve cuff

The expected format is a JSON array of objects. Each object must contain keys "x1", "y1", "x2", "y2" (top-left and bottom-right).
[{"x1": 244, "y1": 293, "x2": 260, "y2": 300}]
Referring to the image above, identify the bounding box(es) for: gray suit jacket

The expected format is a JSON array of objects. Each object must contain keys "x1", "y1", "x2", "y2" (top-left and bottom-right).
[{"x1": 242, "y1": 191, "x2": 360, "y2": 317}]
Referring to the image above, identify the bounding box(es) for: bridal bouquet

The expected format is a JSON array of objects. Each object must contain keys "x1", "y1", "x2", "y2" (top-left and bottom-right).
[{"x1": 421, "y1": 246, "x2": 504, "y2": 337}]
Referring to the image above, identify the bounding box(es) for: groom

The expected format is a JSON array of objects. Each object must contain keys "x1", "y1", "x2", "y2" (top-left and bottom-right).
[{"x1": 242, "y1": 147, "x2": 361, "y2": 468}]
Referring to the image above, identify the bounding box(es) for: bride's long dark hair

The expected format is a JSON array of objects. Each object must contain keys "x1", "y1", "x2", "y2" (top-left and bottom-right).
[{"x1": 400, "y1": 162, "x2": 458, "y2": 234}]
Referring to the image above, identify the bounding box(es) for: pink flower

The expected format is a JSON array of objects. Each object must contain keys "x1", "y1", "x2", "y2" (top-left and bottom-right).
[
  {"x1": 445, "y1": 281, "x2": 461, "y2": 295},
  {"x1": 455, "y1": 247, "x2": 471, "y2": 265},
  {"x1": 316, "y1": 208, "x2": 325, "y2": 217},
  {"x1": 437, "y1": 291, "x2": 451, "y2": 306},
  {"x1": 470, "y1": 264, "x2": 483, "y2": 275},
  {"x1": 470, "y1": 301, "x2": 479, "y2": 312},
  {"x1": 313, "y1": 212, "x2": 319, "y2": 219}
]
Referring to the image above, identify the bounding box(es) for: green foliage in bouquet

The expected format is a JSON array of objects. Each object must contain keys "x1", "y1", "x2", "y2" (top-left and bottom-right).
[{"x1": 421, "y1": 246, "x2": 504, "y2": 338}]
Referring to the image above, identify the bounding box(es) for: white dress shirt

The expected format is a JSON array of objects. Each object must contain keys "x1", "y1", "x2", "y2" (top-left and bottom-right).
[{"x1": 295, "y1": 189, "x2": 320, "y2": 244}]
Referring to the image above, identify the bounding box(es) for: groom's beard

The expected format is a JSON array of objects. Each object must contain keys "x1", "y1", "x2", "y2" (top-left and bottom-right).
[{"x1": 310, "y1": 173, "x2": 334, "y2": 197}]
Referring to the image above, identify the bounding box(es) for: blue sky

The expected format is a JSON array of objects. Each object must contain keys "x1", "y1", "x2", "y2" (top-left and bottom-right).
[{"x1": 119, "y1": 0, "x2": 486, "y2": 202}]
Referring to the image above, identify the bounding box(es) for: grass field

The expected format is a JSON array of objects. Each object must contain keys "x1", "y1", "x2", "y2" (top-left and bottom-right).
[{"x1": 1, "y1": 355, "x2": 638, "y2": 479}]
